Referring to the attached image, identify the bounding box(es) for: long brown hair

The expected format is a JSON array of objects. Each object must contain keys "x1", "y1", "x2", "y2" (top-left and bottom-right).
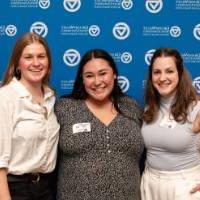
[
  {"x1": 143, "y1": 48, "x2": 198, "y2": 123},
  {"x1": 2, "y1": 32, "x2": 51, "y2": 86}
]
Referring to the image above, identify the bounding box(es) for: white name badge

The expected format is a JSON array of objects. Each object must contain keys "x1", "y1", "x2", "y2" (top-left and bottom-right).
[
  {"x1": 72, "y1": 123, "x2": 91, "y2": 134},
  {"x1": 159, "y1": 115, "x2": 177, "y2": 129}
]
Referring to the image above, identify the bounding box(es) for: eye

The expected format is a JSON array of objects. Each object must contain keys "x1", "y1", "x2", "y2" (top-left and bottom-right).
[
  {"x1": 40, "y1": 54, "x2": 46, "y2": 58},
  {"x1": 99, "y1": 71, "x2": 107, "y2": 76},
  {"x1": 152, "y1": 70, "x2": 160, "y2": 75},
  {"x1": 24, "y1": 56, "x2": 32, "y2": 60},
  {"x1": 167, "y1": 70, "x2": 174, "y2": 74},
  {"x1": 83, "y1": 74, "x2": 93, "y2": 78}
]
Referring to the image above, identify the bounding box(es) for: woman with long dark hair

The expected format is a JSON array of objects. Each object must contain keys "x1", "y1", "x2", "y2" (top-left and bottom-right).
[
  {"x1": 141, "y1": 48, "x2": 200, "y2": 200},
  {"x1": 56, "y1": 49, "x2": 144, "y2": 200}
]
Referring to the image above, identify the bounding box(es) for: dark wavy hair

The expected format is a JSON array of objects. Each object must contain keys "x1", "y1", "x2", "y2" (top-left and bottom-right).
[
  {"x1": 68, "y1": 48, "x2": 124, "y2": 113},
  {"x1": 2, "y1": 32, "x2": 51, "y2": 86},
  {"x1": 143, "y1": 48, "x2": 198, "y2": 123}
]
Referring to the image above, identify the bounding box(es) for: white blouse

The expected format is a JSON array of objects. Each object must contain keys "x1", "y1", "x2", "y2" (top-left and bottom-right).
[{"x1": 0, "y1": 78, "x2": 60, "y2": 175}]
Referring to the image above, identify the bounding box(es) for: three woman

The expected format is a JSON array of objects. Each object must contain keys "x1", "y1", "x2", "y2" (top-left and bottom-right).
[
  {"x1": 55, "y1": 49, "x2": 144, "y2": 200},
  {"x1": 0, "y1": 32, "x2": 60, "y2": 200},
  {"x1": 141, "y1": 48, "x2": 200, "y2": 200},
  {"x1": 2, "y1": 33, "x2": 199, "y2": 200}
]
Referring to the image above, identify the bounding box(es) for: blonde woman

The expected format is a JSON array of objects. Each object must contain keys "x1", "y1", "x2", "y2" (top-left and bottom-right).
[{"x1": 0, "y1": 32, "x2": 60, "y2": 200}]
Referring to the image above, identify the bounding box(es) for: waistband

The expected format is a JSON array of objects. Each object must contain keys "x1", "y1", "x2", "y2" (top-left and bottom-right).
[
  {"x1": 7, "y1": 173, "x2": 49, "y2": 183},
  {"x1": 146, "y1": 165, "x2": 200, "y2": 179}
]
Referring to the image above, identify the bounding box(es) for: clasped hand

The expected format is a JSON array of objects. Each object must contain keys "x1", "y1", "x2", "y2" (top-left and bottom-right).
[{"x1": 191, "y1": 184, "x2": 200, "y2": 193}]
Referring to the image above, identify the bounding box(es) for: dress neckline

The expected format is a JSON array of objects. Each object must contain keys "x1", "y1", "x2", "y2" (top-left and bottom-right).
[{"x1": 82, "y1": 100, "x2": 119, "y2": 127}]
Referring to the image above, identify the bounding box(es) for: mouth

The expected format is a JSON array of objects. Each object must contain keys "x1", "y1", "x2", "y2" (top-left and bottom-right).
[
  {"x1": 158, "y1": 82, "x2": 171, "y2": 88},
  {"x1": 92, "y1": 87, "x2": 105, "y2": 93},
  {"x1": 29, "y1": 68, "x2": 43, "y2": 72}
]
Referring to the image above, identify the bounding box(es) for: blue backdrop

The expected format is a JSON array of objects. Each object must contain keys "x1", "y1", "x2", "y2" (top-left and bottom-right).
[{"x1": 0, "y1": 0, "x2": 200, "y2": 105}]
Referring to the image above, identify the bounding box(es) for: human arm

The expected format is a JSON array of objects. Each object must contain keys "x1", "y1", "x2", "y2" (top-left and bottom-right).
[
  {"x1": 0, "y1": 93, "x2": 13, "y2": 200},
  {"x1": 193, "y1": 112, "x2": 200, "y2": 133},
  {"x1": 191, "y1": 108, "x2": 200, "y2": 193},
  {"x1": 0, "y1": 168, "x2": 11, "y2": 200}
]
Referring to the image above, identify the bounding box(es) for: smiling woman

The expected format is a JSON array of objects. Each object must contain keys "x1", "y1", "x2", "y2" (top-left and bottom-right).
[
  {"x1": 55, "y1": 49, "x2": 144, "y2": 200},
  {"x1": 141, "y1": 48, "x2": 200, "y2": 200},
  {"x1": 151, "y1": 56, "x2": 179, "y2": 98},
  {"x1": 18, "y1": 42, "x2": 49, "y2": 88},
  {"x1": 0, "y1": 32, "x2": 60, "y2": 200},
  {"x1": 82, "y1": 58, "x2": 116, "y2": 105}
]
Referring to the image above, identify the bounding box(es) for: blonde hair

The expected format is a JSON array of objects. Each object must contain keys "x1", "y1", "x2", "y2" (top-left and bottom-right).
[{"x1": 2, "y1": 32, "x2": 51, "y2": 86}]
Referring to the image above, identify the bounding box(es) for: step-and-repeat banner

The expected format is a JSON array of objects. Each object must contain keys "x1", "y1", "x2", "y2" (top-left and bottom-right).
[{"x1": 0, "y1": 0, "x2": 199, "y2": 104}]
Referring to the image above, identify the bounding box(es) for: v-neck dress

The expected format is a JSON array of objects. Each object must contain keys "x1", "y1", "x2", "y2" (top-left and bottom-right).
[{"x1": 55, "y1": 96, "x2": 144, "y2": 200}]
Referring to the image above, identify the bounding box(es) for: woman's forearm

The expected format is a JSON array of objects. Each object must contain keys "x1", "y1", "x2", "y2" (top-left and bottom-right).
[{"x1": 0, "y1": 168, "x2": 11, "y2": 200}]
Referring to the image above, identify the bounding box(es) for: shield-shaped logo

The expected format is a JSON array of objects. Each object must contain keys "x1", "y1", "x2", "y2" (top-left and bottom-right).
[
  {"x1": 118, "y1": 76, "x2": 130, "y2": 93},
  {"x1": 145, "y1": 0, "x2": 163, "y2": 14},
  {"x1": 5, "y1": 25, "x2": 17, "y2": 37},
  {"x1": 30, "y1": 22, "x2": 48, "y2": 37},
  {"x1": 113, "y1": 22, "x2": 130, "y2": 40},
  {"x1": 63, "y1": 49, "x2": 81, "y2": 67},
  {"x1": 63, "y1": 0, "x2": 81, "y2": 12}
]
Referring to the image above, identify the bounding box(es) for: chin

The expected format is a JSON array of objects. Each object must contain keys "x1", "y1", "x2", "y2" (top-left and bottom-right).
[
  {"x1": 30, "y1": 79, "x2": 43, "y2": 84},
  {"x1": 160, "y1": 93, "x2": 174, "y2": 98},
  {"x1": 91, "y1": 96, "x2": 109, "y2": 102}
]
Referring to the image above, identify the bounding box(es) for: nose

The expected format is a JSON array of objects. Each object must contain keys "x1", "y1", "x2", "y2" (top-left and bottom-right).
[
  {"x1": 159, "y1": 72, "x2": 167, "y2": 81},
  {"x1": 32, "y1": 57, "x2": 40, "y2": 66},
  {"x1": 94, "y1": 75, "x2": 102, "y2": 85}
]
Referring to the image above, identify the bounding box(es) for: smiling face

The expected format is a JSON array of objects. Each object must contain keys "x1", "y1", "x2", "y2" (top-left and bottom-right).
[
  {"x1": 82, "y1": 58, "x2": 116, "y2": 103},
  {"x1": 18, "y1": 42, "x2": 49, "y2": 88},
  {"x1": 152, "y1": 56, "x2": 179, "y2": 98}
]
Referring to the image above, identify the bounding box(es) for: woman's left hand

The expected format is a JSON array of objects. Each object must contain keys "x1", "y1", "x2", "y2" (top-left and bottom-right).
[{"x1": 191, "y1": 184, "x2": 200, "y2": 193}]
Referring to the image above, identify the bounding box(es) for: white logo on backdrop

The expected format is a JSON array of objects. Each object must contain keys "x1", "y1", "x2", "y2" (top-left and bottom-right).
[
  {"x1": 30, "y1": 22, "x2": 48, "y2": 37},
  {"x1": 145, "y1": 49, "x2": 156, "y2": 65},
  {"x1": 89, "y1": 25, "x2": 100, "y2": 37},
  {"x1": 5, "y1": 25, "x2": 17, "y2": 36},
  {"x1": 121, "y1": 52, "x2": 132, "y2": 64},
  {"x1": 113, "y1": 22, "x2": 130, "y2": 40},
  {"x1": 63, "y1": 0, "x2": 81, "y2": 12},
  {"x1": 121, "y1": 0, "x2": 133, "y2": 10},
  {"x1": 63, "y1": 49, "x2": 81, "y2": 67},
  {"x1": 61, "y1": 80, "x2": 74, "y2": 90},
  {"x1": 193, "y1": 76, "x2": 200, "y2": 94},
  {"x1": 118, "y1": 76, "x2": 130, "y2": 93},
  {"x1": 39, "y1": 0, "x2": 50, "y2": 9},
  {"x1": 193, "y1": 24, "x2": 200, "y2": 40},
  {"x1": 145, "y1": 0, "x2": 163, "y2": 13},
  {"x1": 170, "y1": 26, "x2": 181, "y2": 37}
]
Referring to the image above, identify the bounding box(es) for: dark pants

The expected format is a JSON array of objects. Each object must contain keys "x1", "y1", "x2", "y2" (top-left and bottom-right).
[{"x1": 8, "y1": 174, "x2": 54, "y2": 200}]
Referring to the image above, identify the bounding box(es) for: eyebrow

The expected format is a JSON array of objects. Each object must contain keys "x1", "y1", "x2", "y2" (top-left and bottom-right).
[
  {"x1": 83, "y1": 68, "x2": 109, "y2": 74},
  {"x1": 22, "y1": 52, "x2": 47, "y2": 56},
  {"x1": 153, "y1": 66, "x2": 176, "y2": 70}
]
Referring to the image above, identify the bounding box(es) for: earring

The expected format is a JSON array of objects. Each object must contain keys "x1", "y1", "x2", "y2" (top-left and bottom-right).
[{"x1": 15, "y1": 67, "x2": 21, "y2": 77}]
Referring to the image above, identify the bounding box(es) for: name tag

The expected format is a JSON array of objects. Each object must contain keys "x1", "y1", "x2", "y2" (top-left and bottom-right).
[
  {"x1": 159, "y1": 115, "x2": 177, "y2": 129},
  {"x1": 72, "y1": 123, "x2": 91, "y2": 134}
]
